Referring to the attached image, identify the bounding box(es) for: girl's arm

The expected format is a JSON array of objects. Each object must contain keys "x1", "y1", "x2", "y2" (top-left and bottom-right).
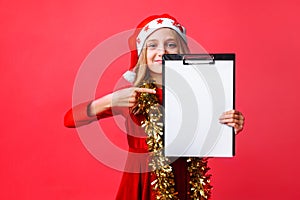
[
  {"x1": 63, "y1": 94, "x2": 114, "y2": 128},
  {"x1": 64, "y1": 87, "x2": 156, "y2": 128}
]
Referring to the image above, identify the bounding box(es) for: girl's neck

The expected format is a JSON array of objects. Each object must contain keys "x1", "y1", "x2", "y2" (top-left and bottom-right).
[{"x1": 150, "y1": 73, "x2": 162, "y2": 88}]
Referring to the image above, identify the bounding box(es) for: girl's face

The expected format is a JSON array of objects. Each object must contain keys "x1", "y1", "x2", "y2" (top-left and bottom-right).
[{"x1": 145, "y1": 28, "x2": 179, "y2": 75}]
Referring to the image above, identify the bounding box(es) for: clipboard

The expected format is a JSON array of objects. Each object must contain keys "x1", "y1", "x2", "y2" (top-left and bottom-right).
[{"x1": 163, "y1": 54, "x2": 235, "y2": 157}]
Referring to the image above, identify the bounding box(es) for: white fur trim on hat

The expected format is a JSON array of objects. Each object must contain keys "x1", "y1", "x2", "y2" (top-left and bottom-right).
[
  {"x1": 122, "y1": 70, "x2": 136, "y2": 83},
  {"x1": 136, "y1": 18, "x2": 186, "y2": 55}
]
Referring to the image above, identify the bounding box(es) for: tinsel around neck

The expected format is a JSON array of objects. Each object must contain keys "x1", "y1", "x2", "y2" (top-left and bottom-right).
[{"x1": 133, "y1": 79, "x2": 212, "y2": 199}]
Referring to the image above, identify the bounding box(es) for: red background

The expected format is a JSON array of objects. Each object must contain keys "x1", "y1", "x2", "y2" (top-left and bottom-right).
[{"x1": 1, "y1": 0, "x2": 300, "y2": 199}]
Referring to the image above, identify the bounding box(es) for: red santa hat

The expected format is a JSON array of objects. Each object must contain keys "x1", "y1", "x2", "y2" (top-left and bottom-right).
[{"x1": 123, "y1": 14, "x2": 187, "y2": 83}]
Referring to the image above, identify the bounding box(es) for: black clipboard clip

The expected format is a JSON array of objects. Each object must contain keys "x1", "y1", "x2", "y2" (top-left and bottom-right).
[{"x1": 183, "y1": 54, "x2": 215, "y2": 65}]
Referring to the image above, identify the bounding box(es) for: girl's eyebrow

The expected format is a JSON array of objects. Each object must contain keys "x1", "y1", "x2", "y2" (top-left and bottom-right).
[
  {"x1": 146, "y1": 38, "x2": 176, "y2": 43},
  {"x1": 146, "y1": 39, "x2": 158, "y2": 43},
  {"x1": 165, "y1": 38, "x2": 176, "y2": 41}
]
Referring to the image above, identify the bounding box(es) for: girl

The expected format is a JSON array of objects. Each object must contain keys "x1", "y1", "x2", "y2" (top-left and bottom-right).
[{"x1": 64, "y1": 14, "x2": 244, "y2": 200}]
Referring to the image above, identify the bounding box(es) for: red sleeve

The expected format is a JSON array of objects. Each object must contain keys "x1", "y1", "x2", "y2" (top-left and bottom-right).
[{"x1": 64, "y1": 101, "x2": 114, "y2": 128}]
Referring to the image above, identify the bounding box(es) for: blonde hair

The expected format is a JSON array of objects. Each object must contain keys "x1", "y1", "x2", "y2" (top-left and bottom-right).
[{"x1": 133, "y1": 29, "x2": 190, "y2": 86}]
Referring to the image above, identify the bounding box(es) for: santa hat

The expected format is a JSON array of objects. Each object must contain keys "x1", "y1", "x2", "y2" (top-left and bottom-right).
[{"x1": 123, "y1": 14, "x2": 187, "y2": 83}]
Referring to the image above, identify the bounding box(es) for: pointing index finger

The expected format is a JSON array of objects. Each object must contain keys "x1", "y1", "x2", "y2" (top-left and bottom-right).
[{"x1": 135, "y1": 87, "x2": 156, "y2": 94}]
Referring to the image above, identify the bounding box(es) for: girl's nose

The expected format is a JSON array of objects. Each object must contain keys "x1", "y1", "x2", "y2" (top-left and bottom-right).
[{"x1": 157, "y1": 47, "x2": 167, "y2": 55}]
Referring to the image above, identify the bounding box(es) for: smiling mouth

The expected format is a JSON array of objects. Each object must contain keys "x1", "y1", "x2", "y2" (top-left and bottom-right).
[{"x1": 155, "y1": 60, "x2": 162, "y2": 64}]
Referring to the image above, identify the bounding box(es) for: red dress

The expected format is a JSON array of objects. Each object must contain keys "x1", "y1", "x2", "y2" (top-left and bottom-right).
[{"x1": 64, "y1": 88, "x2": 191, "y2": 200}]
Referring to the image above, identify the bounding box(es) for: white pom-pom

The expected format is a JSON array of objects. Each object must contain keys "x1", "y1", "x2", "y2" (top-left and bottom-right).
[{"x1": 122, "y1": 70, "x2": 136, "y2": 83}]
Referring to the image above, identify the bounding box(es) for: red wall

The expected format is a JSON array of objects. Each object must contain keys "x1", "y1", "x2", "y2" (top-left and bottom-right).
[{"x1": 1, "y1": 0, "x2": 300, "y2": 199}]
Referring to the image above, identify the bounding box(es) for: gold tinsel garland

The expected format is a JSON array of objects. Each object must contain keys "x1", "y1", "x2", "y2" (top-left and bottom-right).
[
  {"x1": 187, "y1": 157, "x2": 212, "y2": 199},
  {"x1": 133, "y1": 80, "x2": 212, "y2": 200}
]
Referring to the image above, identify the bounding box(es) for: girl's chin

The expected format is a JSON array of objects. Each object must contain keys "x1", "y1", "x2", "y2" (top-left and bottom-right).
[
  {"x1": 149, "y1": 71, "x2": 163, "y2": 82},
  {"x1": 148, "y1": 65, "x2": 162, "y2": 75}
]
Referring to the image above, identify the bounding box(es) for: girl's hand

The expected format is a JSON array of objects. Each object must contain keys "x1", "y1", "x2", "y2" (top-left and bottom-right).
[
  {"x1": 219, "y1": 110, "x2": 245, "y2": 134},
  {"x1": 111, "y1": 87, "x2": 156, "y2": 107},
  {"x1": 89, "y1": 87, "x2": 156, "y2": 116}
]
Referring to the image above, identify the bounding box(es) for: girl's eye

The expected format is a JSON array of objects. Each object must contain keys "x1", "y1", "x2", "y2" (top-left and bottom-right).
[
  {"x1": 166, "y1": 42, "x2": 177, "y2": 49},
  {"x1": 147, "y1": 43, "x2": 157, "y2": 49}
]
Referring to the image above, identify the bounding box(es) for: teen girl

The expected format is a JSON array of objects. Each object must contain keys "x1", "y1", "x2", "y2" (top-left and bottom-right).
[{"x1": 64, "y1": 14, "x2": 244, "y2": 200}]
